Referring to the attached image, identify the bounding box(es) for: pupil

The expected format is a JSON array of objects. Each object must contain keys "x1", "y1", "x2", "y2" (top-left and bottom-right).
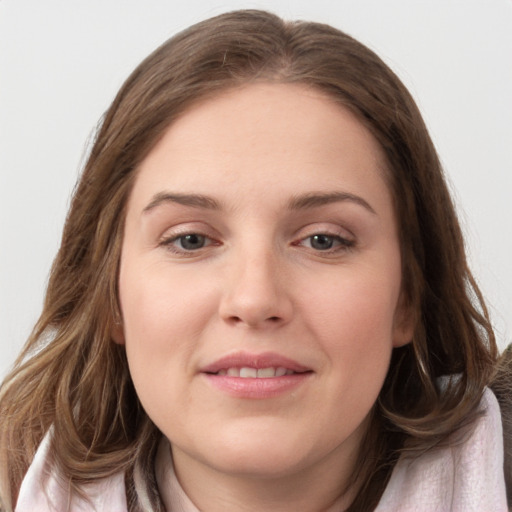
[
  {"x1": 311, "y1": 234, "x2": 333, "y2": 250},
  {"x1": 181, "y1": 234, "x2": 205, "y2": 250}
]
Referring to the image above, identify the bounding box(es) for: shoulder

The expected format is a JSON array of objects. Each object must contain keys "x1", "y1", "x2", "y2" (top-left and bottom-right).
[
  {"x1": 15, "y1": 431, "x2": 127, "y2": 512},
  {"x1": 491, "y1": 344, "x2": 512, "y2": 508},
  {"x1": 376, "y1": 388, "x2": 508, "y2": 511}
]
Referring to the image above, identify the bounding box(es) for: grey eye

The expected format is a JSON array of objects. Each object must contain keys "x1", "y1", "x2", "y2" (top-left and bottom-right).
[
  {"x1": 178, "y1": 234, "x2": 206, "y2": 250},
  {"x1": 309, "y1": 234, "x2": 335, "y2": 250}
]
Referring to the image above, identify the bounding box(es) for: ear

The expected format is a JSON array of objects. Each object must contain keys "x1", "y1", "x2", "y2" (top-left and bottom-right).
[
  {"x1": 111, "y1": 320, "x2": 125, "y2": 345},
  {"x1": 392, "y1": 294, "x2": 416, "y2": 348}
]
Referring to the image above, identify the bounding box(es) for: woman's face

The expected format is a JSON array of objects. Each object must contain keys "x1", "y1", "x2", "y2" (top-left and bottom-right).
[{"x1": 116, "y1": 83, "x2": 413, "y2": 483}]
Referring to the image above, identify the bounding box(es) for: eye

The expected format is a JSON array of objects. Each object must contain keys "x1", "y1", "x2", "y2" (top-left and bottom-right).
[
  {"x1": 159, "y1": 232, "x2": 217, "y2": 254},
  {"x1": 309, "y1": 234, "x2": 337, "y2": 250},
  {"x1": 176, "y1": 233, "x2": 207, "y2": 250},
  {"x1": 298, "y1": 233, "x2": 354, "y2": 252}
]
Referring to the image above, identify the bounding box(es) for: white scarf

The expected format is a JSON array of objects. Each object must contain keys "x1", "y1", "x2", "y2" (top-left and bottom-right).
[{"x1": 15, "y1": 389, "x2": 507, "y2": 511}]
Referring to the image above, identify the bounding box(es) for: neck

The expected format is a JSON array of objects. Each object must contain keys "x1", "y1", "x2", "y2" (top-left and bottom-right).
[{"x1": 168, "y1": 443, "x2": 361, "y2": 512}]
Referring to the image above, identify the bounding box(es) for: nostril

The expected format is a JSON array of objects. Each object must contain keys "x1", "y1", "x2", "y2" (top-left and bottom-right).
[{"x1": 227, "y1": 315, "x2": 282, "y2": 326}]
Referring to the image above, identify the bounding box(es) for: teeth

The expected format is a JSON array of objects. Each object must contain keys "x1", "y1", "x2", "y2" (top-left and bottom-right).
[
  {"x1": 257, "y1": 367, "x2": 276, "y2": 378},
  {"x1": 240, "y1": 367, "x2": 257, "y2": 378},
  {"x1": 217, "y1": 366, "x2": 295, "y2": 378}
]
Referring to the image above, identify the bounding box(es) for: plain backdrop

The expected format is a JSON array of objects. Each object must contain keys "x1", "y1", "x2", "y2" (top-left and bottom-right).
[{"x1": 1, "y1": 0, "x2": 511, "y2": 379}]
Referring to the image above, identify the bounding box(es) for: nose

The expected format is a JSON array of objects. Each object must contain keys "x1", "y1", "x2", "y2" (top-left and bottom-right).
[{"x1": 218, "y1": 247, "x2": 293, "y2": 329}]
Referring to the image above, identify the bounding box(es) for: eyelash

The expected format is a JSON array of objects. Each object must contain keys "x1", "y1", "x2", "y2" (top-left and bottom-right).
[
  {"x1": 294, "y1": 233, "x2": 355, "y2": 253},
  {"x1": 159, "y1": 230, "x2": 355, "y2": 256},
  {"x1": 159, "y1": 232, "x2": 218, "y2": 255}
]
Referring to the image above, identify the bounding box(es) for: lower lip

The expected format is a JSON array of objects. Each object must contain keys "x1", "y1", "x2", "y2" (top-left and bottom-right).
[{"x1": 203, "y1": 373, "x2": 312, "y2": 399}]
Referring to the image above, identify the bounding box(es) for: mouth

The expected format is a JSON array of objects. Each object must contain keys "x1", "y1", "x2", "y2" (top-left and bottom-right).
[
  {"x1": 207, "y1": 366, "x2": 305, "y2": 378},
  {"x1": 200, "y1": 352, "x2": 313, "y2": 398},
  {"x1": 200, "y1": 351, "x2": 311, "y2": 376}
]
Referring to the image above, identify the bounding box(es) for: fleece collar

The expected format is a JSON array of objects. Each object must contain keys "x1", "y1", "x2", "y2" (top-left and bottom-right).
[{"x1": 15, "y1": 389, "x2": 507, "y2": 511}]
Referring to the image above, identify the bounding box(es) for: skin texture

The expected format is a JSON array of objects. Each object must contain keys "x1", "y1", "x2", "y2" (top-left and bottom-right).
[{"x1": 115, "y1": 83, "x2": 414, "y2": 511}]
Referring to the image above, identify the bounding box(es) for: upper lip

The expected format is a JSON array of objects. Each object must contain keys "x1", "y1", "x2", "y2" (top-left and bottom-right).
[{"x1": 201, "y1": 351, "x2": 311, "y2": 374}]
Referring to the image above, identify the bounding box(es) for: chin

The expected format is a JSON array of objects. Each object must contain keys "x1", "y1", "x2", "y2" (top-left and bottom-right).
[
  {"x1": 212, "y1": 449, "x2": 308, "y2": 479},
  {"x1": 195, "y1": 421, "x2": 316, "y2": 478}
]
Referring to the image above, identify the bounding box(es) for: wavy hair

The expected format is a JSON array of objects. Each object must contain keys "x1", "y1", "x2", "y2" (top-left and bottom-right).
[{"x1": 0, "y1": 9, "x2": 498, "y2": 511}]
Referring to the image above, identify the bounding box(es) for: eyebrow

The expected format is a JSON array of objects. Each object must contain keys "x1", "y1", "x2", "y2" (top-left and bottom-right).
[
  {"x1": 288, "y1": 192, "x2": 376, "y2": 214},
  {"x1": 143, "y1": 192, "x2": 221, "y2": 213},
  {"x1": 142, "y1": 190, "x2": 376, "y2": 215}
]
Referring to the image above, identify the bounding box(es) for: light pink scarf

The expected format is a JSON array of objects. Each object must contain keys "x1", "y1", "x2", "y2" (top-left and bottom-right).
[{"x1": 15, "y1": 389, "x2": 507, "y2": 511}]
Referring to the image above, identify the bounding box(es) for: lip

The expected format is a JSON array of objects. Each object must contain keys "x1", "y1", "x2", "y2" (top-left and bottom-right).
[
  {"x1": 200, "y1": 351, "x2": 311, "y2": 374},
  {"x1": 200, "y1": 351, "x2": 313, "y2": 399}
]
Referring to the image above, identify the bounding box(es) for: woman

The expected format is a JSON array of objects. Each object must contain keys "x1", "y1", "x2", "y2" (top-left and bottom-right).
[{"x1": 0, "y1": 9, "x2": 508, "y2": 511}]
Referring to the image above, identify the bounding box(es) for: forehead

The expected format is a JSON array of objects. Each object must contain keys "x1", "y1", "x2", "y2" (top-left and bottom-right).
[{"x1": 128, "y1": 82, "x2": 392, "y2": 217}]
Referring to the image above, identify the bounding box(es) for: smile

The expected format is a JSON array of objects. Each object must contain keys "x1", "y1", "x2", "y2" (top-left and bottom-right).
[
  {"x1": 201, "y1": 352, "x2": 313, "y2": 398},
  {"x1": 200, "y1": 351, "x2": 311, "y2": 375},
  {"x1": 214, "y1": 367, "x2": 296, "y2": 378}
]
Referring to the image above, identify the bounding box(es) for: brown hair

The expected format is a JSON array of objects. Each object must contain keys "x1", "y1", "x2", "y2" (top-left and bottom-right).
[{"x1": 0, "y1": 9, "x2": 499, "y2": 511}]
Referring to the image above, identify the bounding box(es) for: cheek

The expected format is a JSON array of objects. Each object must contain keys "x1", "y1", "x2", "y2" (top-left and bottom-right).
[
  {"x1": 120, "y1": 263, "x2": 214, "y2": 343},
  {"x1": 299, "y1": 260, "x2": 402, "y2": 379},
  {"x1": 118, "y1": 263, "x2": 218, "y2": 396},
  {"x1": 305, "y1": 268, "x2": 400, "y2": 340},
  {"x1": 118, "y1": 264, "x2": 218, "y2": 429}
]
